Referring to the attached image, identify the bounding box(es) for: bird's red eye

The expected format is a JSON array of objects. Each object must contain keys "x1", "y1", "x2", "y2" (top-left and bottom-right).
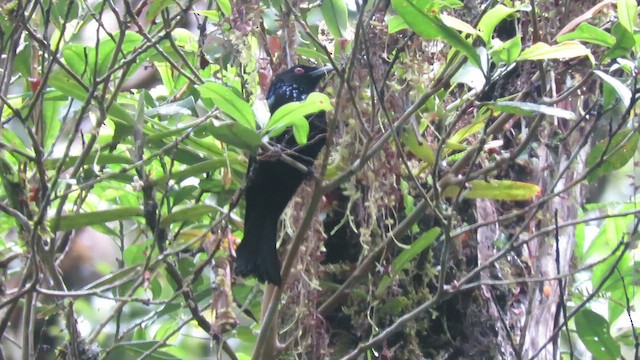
[{"x1": 294, "y1": 67, "x2": 305, "y2": 75}]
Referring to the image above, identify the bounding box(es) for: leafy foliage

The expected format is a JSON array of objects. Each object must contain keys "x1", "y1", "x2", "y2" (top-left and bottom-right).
[{"x1": 0, "y1": 0, "x2": 638, "y2": 359}]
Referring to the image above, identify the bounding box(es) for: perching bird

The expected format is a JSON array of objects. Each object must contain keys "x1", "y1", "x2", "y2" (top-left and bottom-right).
[{"x1": 235, "y1": 65, "x2": 333, "y2": 285}]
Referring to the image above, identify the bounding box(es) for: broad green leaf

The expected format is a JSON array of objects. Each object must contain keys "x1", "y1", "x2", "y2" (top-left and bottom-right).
[
  {"x1": 216, "y1": 0, "x2": 231, "y2": 16},
  {"x1": 617, "y1": 0, "x2": 638, "y2": 34},
  {"x1": 62, "y1": 44, "x2": 95, "y2": 79},
  {"x1": 401, "y1": 128, "x2": 435, "y2": 166},
  {"x1": 48, "y1": 70, "x2": 135, "y2": 125},
  {"x1": 193, "y1": 10, "x2": 220, "y2": 21},
  {"x1": 265, "y1": 92, "x2": 333, "y2": 142},
  {"x1": 160, "y1": 205, "x2": 218, "y2": 227},
  {"x1": 51, "y1": 207, "x2": 144, "y2": 232},
  {"x1": 391, "y1": 0, "x2": 481, "y2": 67},
  {"x1": 492, "y1": 35, "x2": 522, "y2": 64},
  {"x1": 82, "y1": 265, "x2": 142, "y2": 290},
  {"x1": 321, "y1": 0, "x2": 348, "y2": 38},
  {"x1": 443, "y1": 180, "x2": 541, "y2": 200},
  {"x1": 594, "y1": 70, "x2": 631, "y2": 107},
  {"x1": 485, "y1": 101, "x2": 576, "y2": 120},
  {"x1": 517, "y1": 41, "x2": 591, "y2": 61},
  {"x1": 477, "y1": 4, "x2": 518, "y2": 45},
  {"x1": 586, "y1": 129, "x2": 639, "y2": 182},
  {"x1": 441, "y1": 14, "x2": 480, "y2": 36},
  {"x1": 97, "y1": 31, "x2": 146, "y2": 77},
  {"x1": 297, "y1": 47, "x2": 330, "y2": 64},
  {"x1": 387, "y1": 15, "x2": 408, "y2": 33},
  {"x1": 146, "y1": 0, "x2": 173, "y2": 22},
  {"x1": 575, "y1": 309, "x2": 621, "y2": 360},
  {"x1": 145, "y1": 97, "x2": 198, "y2": 118},
  {"x1": 209, "y1": 121, "x2": 262, "y2": 152},
  {"x1": 170, "y1": 28, "x2": 198, "y2": 52},
  {"x1": 556, "y1": 23, "x2": 616, "y2": 48},
  {"x1": 198, "y1": 82, "x2": 256, "y2": 129},
  {"x1": 391, "y1": 227, "x2": 440, "y2": 274},
  {"x1": 291, "y1": 119, "x2": 311, "y2": 145},
  {"x1": 603, "y1": 23, "x2": 636, "y2": 62}
]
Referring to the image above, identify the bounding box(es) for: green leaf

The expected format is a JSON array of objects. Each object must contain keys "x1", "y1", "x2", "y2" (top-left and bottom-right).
[
  {"x1": 517, "y1": 41, "x2": 591, "y2": 61},
  {"x1": 401, "y1": 128, "x2": 435, "y2": 166},
  {"x1": 574, "y1": 309, "x2": 621, "y2": 360},
  {"x1": 392, "y1": 0, "x2": 481, "y2": 68},
  {"x1": 321, "y1": 0, "x2": 348, "y2": 38},
  {"x1": 146, "y1": 0, "x2": 173, "y2": 22},
  {"x1": 485, "y1": 101, "x2": 576, "y2": 120},
  {"x1": 265, "y1": 92, "x2": 333, "y2": 144},
  {"x1": 387, "y1": 16, "x2": 408, "y2": 33},
  {"x1": 209, "y1": 121, "x2": 262, "y2": 152},
  {"x1": 48, "y1": 70, "x2": 135, "y2": 126},
  {"x1": 556, "y1": 23, "x2": 616, "y2": 48},
  {"x1": 62, "y1": 44, "x2": 95, "y2": 79},
  {"x1": 97, "y1": 31, "x2": 146, "y2": 77},
  {"x1": 291, "y1": 119, "x2": 310, "y2": 145},
  {"x1": 51, "y1": 207, "x2": 144, "y2": 232},
  {"x1": 391, "y1": 227, "x2": 440, "y2": 274},
  {"x1": 444, "y1": 180, "x2": 541, "y2": 200},
  {"x1": 146, "y1": 97, "x2": 198, "y2": 118},
  {"x1": 603, "y1": 23, "x2": 636, "y2": 62},
  {"x1": 48, "y1": 69, "x2": 90, "y2": 101},
  {"x1": 198, "y1": 82, "x2": 256, "y2": 129},
  {"x1": 441, "y1": 14, "x2": 480, "y2": 36},
  {"x1": 216, "y1": 0, "x2": 232, "y2": 17},
  {"x1": 594, "y1": 70, "x2": 631, "y2": 108},
  {"x1": 477, "y1": 4, "x2": 519, "y2": 45},
  {"x1": 492, "y1": 35, "x2": 522, "y2": 64},
  {"x1": 159, "y1": 205, "x2": 219, "y2": 227},
  {"x1": 616, "y1": 0, "x2": 638, "y2": 34},
  {"x1": 586, "y1": 129, "x2": 639, "y2": 182}
]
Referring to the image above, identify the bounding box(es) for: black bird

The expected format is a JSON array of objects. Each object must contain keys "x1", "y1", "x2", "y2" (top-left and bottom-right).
[{"x1": 235, "y1": 65, "x2": 333, "y2": 285}]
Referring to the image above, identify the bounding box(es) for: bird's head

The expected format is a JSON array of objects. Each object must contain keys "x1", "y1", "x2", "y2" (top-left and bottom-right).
[{"x1": 266, "y1": 65, "x2": 333, "y2": 113}]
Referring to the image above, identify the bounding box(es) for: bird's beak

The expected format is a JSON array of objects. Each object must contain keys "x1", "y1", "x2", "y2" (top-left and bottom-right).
[{"x1": 309, "y1": 65, "x2": 334, "y2": 78}]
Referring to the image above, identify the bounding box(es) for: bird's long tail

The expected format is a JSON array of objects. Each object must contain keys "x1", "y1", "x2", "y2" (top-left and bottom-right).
[{"x1": 235, "y1": 213, "x2": 282, "y2": 285}]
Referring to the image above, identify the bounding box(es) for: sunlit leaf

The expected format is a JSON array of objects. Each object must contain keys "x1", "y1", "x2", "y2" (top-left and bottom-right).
[
  {"x1": 616, "y1": 0, "x2": 638, "y2": 34},
  {"x1": 198, "y1": 82, "x2": 256, "y2": 129},
  {"x1": 265, "y1": 92, "x2": 333, "y2": 145},
  {"x1": 209, "y1": 121, "x2": 262, "y2": 152},
  {"x1": 401, "y1": 128, "x2": 435, "y2": 166},
  {"x1": 51, "y1": 207, "x2": 144, "y2": 232},
  {"x1": 517, "y1": 41, "x2": 591, "y2": 61},
  {"x1": 391, "y1": 0, "x2": 481, "y2": 67},
  {"x1": 160, "y1": 205, "x2": 218, "y2": 227},
  {"x1": 321, "y1": 0, "x2": 348, "y2": 38},
  {"x1": 391, "y1": 228, "x2": 440, "y2": 274},
  {"x1": 556, "y1": 23, "x2": 616, "y2": 48},
  {"x1": 443, "y1": 180, "x2": 541, "y2": 200},
  {"x1": 484, "y1": 101, "x2": 576, "y2": 120},
  {"x1": 477, "y1": 4, "x2": 519, "y2": 45},
  {"x1": 147, "y1": 0, "x2": 173, "y2": 21}
]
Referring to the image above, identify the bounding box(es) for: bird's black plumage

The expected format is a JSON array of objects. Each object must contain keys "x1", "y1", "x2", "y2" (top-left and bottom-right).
[{"x1": 235, "y1": 65, "x2": 332, "y2": 285}]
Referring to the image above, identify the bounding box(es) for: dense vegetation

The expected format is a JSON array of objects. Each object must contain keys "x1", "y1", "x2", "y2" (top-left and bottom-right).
[{"x1": 0, "y1": 0, "x2": 638, "y2": 359}]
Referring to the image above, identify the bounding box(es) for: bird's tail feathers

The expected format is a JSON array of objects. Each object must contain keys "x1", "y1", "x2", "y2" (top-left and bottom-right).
[{"x1": 235, "y1": 218, "x2": 282, "y2": 285}]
